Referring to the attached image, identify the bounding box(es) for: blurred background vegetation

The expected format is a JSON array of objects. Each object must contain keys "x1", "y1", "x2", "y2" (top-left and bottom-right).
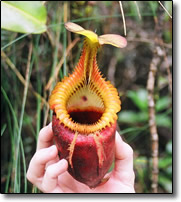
[{"x1": 1, "y1": 1, "x2": 172, "y2": 193}]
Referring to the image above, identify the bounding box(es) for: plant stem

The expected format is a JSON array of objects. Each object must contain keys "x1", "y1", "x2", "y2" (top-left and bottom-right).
[
  {"x1": 147, "y1": 49, "x2": 160, "y2": 193},
  {"x1": 119, "y1": 1, "x2": 126, "y2": 36}
]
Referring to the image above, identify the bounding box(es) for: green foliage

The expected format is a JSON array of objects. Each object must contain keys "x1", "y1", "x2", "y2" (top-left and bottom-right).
[
  {"x1": 119, "y1": 88, "x2": 172, "y2": 192},
  {"x1": 156, "y1": 96, "x2": 171, "y2": 112},
  {"x1": 148, "y1": 1, "x2": 158, "y2": 16},
  {"x1": 119, "y1": 111, "x2": 148, "y2": 124},
  {"x1": 164, "y1": 1, "x2": 172, "y2": 21},
  {"x1": 156, "y1": 114, "x2": 172, "y2": 128},
  {"x1": 129, "y1": 1, "x2": 141, "y2": 21},
  {"x1": 127, "y1": 89, "x2": 148, "y2": 111},
  {"x1": 119, "y1": 89, "x2": 172, "y2": 128},
  {"x1": 158, "y1": 141, "x2": 172, "y2": 192},
  {"x1": 1, "y1": 1, "x2": 47, "y2": 34},
  {"x1": 134, "y1": 156, "x2": 150, "y2": 193},
  {"x1": 134, "y1": 141, "x2": 172, "y2": 193},
  {"x1": 1, "y1": 86, "x2": 27, "y2": 192}
]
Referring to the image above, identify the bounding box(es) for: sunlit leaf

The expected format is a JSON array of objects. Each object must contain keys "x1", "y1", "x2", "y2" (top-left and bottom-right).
[
  {"x1": 127, "y1": 89, "x2": 148, "y2": 111},
  {"x1": 166, "y1": 141, "x2": 172, "y2": 154},
  {"x1": 1, "y1": 1, "x2": 47, "y2": 34},
  {"x1": 156, "y1": 96, "x2": 171, "y2": 112},
  {"x1": 159, "y1": 157, "x2": 172, "y2": 169}
]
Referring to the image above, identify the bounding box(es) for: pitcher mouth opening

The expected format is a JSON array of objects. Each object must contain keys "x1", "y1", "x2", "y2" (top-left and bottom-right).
[
  {"x1": 68, "y1": 108, "x2": 104, "y2": 125},
  {"x1": 64, "y1": 85, "x2": 106, "y2": 131}
]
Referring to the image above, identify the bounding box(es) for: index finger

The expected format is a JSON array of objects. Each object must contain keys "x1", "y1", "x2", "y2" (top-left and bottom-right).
[{"x1": 37, "y1": 122, "x2": 54, "y2": 150}]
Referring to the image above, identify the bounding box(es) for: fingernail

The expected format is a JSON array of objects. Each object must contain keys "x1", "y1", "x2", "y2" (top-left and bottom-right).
[
  {"x1": 60, "y1": 159, "x2": 68, "y2": 169},
  {"x1": 49, "y1": 145, "x2": 56, "y2": 152},
  {"x1": 61, "y1": 159, "x2": 68, "y2": 165},
  {"x1": 48, "y1": 122, "x2": 52, "y2": 128}
]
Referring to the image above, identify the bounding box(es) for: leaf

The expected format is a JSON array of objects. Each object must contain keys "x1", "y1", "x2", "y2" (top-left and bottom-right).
[
  {"x1": 134, "y1": 156, "x2": 147, "y2": 167},
  {"x1": 166, "y1": 141, "x2": 172, "y2": 155},
  {"x1": 159, "y1": 157, "x2": 172, "y2": 169},
  {"x1": 156, "y1": 114, "x2": 172, "y2": 128},
  {"x1": 1, "y1": 1, "x2": 47, "y2": 34},
  {"x1": 165, "y1": 165, "x2": 172, "y2": 176},
  {"x1": 127, "y1": 89, "x2": 148, "y2": 111},
  {"x1": 118, "y1": 111, "x2": 148, "y2": 124},
  {"x1": 156, "y1": 96, "x2": 171, "y2": 112},
  {"x1": 1, "y1": 124, "x2": 7, "y2": 136},
  {"x1": 159, "y1": 174, "x2": 172, "y2": 193}
]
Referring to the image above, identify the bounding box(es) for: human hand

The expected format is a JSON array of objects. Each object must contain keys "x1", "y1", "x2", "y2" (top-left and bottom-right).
[{"x1": 27, "y1": 123, "x2": 135, "y2": 193}]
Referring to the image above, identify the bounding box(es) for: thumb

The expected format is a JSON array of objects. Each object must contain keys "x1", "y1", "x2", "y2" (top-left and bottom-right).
[
  {"x1": 42, "y1": 159, "x2": 68, "y2": 193},
  {"x1": 113, "y1": 132, "x2": 134, "y2": 184}
]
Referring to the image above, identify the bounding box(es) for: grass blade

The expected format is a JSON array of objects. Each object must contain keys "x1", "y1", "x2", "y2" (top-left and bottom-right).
[
  {"x1": 1, "y1": 124, "x2": 7, "y2": 136},
  {"x1": 14, "y1": 43, "x2": 33, "y2": 192}
]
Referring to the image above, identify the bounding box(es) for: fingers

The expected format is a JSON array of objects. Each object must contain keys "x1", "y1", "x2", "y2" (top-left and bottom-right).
[
  {"x1": 27, "y1": 145, "x2": 58, "y2": 186},
  {"x1": 37, "y1": 122, "x2": 54, "y2": 150},
  {"x1": 42, "y1": 159, "x2": 68, "y2": 193},
  {"x1": 113, "y1": 132, "x2": 135, "y2": 184}
]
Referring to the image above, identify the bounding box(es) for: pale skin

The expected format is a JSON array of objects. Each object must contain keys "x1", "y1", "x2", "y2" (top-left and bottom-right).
[{"x1": 26, "y1": 123, "x2": 135, "y2": 193}]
